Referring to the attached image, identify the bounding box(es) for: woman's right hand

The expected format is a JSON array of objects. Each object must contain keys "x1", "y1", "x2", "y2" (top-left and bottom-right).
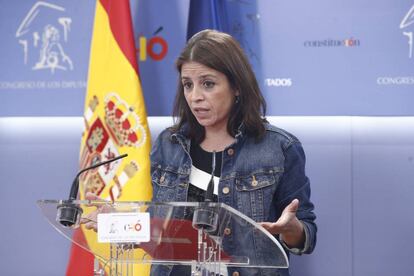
[{"x1": 80, "y1": 192, "x2": 106, "y2": 232}]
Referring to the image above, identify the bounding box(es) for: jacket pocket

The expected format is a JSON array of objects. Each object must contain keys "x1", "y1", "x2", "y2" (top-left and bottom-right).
[
  {"x1": 152, "y1": 166, "x2": 181, "y2": 202},
  {"x1": 234, "y1": 168, "x2": 282, "y2": 222}
]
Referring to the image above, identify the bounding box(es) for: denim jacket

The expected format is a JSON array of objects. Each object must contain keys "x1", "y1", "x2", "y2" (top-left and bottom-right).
[{"x1": 150, "y1": 123, "x2": 317, "y2": 276}]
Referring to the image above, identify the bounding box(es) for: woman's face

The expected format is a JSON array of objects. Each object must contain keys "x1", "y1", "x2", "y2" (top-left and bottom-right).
[{"x1": 181, "y1": 61, "x2": 238, "y2": 132}]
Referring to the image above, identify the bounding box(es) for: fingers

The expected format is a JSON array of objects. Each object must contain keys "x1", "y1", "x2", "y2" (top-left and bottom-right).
[
  {"x1": 85, "y1": 192, "x2": 107, "y2": 208},
  {"x1": 81, "y1": 211, "x2": 98, "y2": 232},
  {"x1": 84, "y1": 220, "x2": 98, "y2": 231},
  {"x1": 80, "y1": 193, "x2": 110, "y2": 232},
  {"x1": 85, "y1": 192, "x2": 101, "y2": 201},
  {"x1": 285, "y1": 198, "x2": 299, "y2": 213},
  {"x1": 259, "y1": 221, "x2": 282, "y2": 234},
  {"x1": 80, "y1": 215, "x2": 96, "y2": 224},
  {"x1": 80, "y1": 194, "x2": 101, "y2": 232},
  {"x1": 258, "y1": 222, "x2": 272, "y2": 229},
  {"x1": 258, "y1": 199, "x2": 300, "y2": 235}
]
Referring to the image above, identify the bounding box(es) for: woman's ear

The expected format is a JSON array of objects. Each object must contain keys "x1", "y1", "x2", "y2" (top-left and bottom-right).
[{"x1": 235, "y1": 92, "x2": 240, "y2": 104}]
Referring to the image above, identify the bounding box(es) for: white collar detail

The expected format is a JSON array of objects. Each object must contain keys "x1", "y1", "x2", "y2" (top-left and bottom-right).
[{"x1": 189, "y1": 165, "x2": 220, "y2": 195}]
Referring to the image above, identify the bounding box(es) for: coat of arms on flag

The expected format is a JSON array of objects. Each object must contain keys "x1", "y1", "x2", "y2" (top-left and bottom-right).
[{"x1": 79, "y1": 92, "x2": 147, "y2": 201}]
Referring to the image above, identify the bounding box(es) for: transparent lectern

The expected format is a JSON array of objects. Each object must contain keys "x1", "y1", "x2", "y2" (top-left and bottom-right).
[{"x1": 38, "y1": 199, "x2": 288, "y2": 276}]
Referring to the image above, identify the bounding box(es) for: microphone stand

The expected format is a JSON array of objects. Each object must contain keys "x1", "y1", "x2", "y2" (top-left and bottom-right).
[
  {"x1": 56, "y1": 154, "x2": 128, "y2": 228},
  {"x1": 192, "y1": 151, "x2": 219, "y2": 233}
]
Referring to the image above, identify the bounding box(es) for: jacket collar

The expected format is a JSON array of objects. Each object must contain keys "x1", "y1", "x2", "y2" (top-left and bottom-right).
[{"x1": 170, "y1": 122, "x2": 246, "y2": 146}]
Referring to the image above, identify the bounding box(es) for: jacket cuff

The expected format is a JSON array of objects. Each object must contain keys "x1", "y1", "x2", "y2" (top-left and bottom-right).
[{"x1": 280, "y1": 221, "x2": 310, "y2": 255}]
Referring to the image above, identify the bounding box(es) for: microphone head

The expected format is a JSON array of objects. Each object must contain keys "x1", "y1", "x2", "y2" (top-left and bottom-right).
[
  {"x1": 192, "y1": 204, "x2": 218, "y2": 233},
  {"x1": 56, "y1": 203, "x2": 83, "y2": 228}
]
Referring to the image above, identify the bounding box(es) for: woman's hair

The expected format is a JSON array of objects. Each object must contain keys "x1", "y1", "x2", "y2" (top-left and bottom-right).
[{"x1": 172, "y1": 29, "x2": 266, "y2": 143}]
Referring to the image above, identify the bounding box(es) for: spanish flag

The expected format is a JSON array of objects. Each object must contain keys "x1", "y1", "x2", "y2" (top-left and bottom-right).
[{"x1": 66, "y1": 0, "x2": 152, "y2": 275}]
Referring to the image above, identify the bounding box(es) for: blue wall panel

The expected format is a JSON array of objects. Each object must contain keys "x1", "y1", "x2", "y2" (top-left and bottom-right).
[
  {"x1": 1, "y1": 0, "x2": 413, "y2": 116},
  {"x1": 352, "y1": 118, "x2": 414, "y2": 275}
]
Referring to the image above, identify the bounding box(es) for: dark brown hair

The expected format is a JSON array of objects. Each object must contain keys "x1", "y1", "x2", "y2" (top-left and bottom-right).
[{"x1": 172, "y1": 29, "x2": 266, "y2": 143}]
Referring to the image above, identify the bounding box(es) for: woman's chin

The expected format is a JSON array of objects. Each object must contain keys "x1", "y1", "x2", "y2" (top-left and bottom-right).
[{"x1": 195, "y1": 118, "x2": 212, "y2": 127}]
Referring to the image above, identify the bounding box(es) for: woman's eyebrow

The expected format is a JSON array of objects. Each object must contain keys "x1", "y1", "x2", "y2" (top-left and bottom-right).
[{"x1": 198, "y1": 74, "x2": 218, "y2": 80}]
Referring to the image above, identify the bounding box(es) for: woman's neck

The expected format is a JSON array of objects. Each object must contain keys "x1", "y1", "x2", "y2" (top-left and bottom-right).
[{"x1": 201, "y1": 126, "x2": 235, "y2": 152}]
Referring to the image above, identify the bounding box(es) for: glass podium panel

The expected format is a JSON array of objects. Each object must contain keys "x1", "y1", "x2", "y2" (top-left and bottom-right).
[{"x1": 38, "y1": 200, "x2": 288, "y2": 275}]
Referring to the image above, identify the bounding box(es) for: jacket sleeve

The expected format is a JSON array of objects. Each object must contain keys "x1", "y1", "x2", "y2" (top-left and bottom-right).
[{"x1": 275, "y1": 140, "x2": 317, "y2": 255}]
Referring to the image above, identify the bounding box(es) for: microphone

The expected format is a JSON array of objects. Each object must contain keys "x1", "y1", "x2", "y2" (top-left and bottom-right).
[
  {"x1": 192, "y1": 151, "x2": 219, "y2": 232},
  {"x1": 204, "y1": 151, "x2": 216, "y2": 202},
  {"x1": 56, "y1": 154, "x2": 128, "y2": 228},
  {"x1": 68, "y1": 153, "x2": 128, "y2": 200}
]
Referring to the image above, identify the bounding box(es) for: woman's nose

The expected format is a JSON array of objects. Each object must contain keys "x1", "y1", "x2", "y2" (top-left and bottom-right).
[{"x1": 191, "y1": 85, "x2": 204, "y2": 101}]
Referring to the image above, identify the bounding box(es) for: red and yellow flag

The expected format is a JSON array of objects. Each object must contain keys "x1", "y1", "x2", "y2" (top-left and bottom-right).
[{"x1": 67, "y1": 0, "x2": 152, "y2": 275}]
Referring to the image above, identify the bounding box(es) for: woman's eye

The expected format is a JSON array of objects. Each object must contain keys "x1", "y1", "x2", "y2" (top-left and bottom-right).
[
  {"x1": 183, "y1": 82, "x2": 192, "y2": 90},
  {"x1": 203, "y1": 81, "x2": 215, "y2": 89}
]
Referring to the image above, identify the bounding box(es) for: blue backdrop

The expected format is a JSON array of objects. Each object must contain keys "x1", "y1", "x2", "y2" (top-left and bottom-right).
[
  {"x1": 1, "y1": 0, "x2": 413, "y2": 116},
  {"x1": 1, "y1": 1, "x2": 414, "y2": 276}
]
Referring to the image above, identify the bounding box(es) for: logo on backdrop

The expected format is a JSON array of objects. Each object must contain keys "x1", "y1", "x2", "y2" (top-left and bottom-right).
[
  {"x1": 264, "y1": 78, "x2": 293, "y2": 87},
  {"x1": 400, "y1": 4, "x2": 414, "y2": 59},
  {"x1": 376, "y1": 76, "x2": 414, "y2": 85},
  {"x1": 15, "y1": 1, "x2": 73, "y2": 74},
  {"x1": 303, "y1": 38, "x2": 360, "y2": 48},
  {"x1": 376, "y1": 5, "x2": 414, "y2": 86},
  {"x1": 136, "y1": 26, "x2": 168, "y2": 62}
]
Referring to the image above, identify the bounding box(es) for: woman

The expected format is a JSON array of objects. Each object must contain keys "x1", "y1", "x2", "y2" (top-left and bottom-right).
[{"x1": 150, "y1": 29, "x2": 317, "y2": 276}]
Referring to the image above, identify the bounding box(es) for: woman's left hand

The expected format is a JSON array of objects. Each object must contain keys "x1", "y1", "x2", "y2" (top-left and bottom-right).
[{"x1": 259, "y1": 198, "x2": 305, "y2": 248}]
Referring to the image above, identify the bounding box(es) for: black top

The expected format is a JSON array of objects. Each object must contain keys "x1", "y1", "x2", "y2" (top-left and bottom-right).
[
  {"x1": 187, "y1": 142, "x2": 222, "y2": 202},
  {"x1": 172, "y1": 144, "x2": 223, "y2": 275}
]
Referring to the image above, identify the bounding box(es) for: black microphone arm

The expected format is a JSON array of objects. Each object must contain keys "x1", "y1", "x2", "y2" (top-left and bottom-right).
[
  {"x1": 57, "y1": 153, "x2": 128, "y2": 228},
  {"x1": 68, "y1": 153, "x2": 128, "y2": 200},
  {"x1": 204, "y1": 151, "x2": 216, "y2": 202}
]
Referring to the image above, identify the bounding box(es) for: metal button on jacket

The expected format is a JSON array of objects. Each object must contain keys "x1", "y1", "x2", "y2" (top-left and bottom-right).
[
  {"x1": 227, "y1": 148, "x2": 234, "y2": 156},
  {"x1": 252, "y1": 176, "x2": 258, "y2": 187},
  {"x1": 222, "y1": 187, "x2": 230, "y2": 194}
]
